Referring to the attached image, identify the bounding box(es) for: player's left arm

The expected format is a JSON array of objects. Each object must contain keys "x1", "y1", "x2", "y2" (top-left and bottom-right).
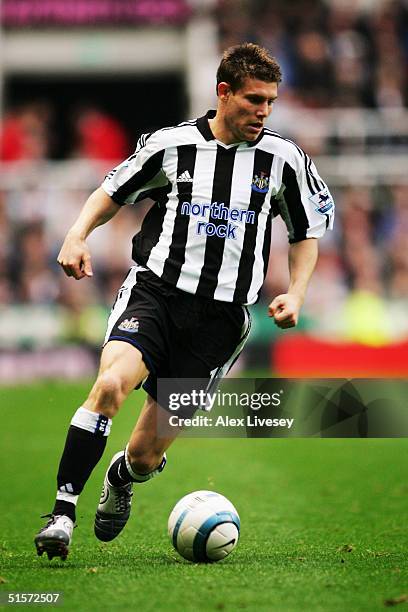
[
  {"x1": 268, "y1": 238, "x2": 318, "y2": 329},
  {"x1": 269, "y1": 144, "x2": 335, "y2": 329}
]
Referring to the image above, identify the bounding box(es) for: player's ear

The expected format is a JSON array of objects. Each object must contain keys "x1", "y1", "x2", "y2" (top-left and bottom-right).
[{"x1": 217, "y1": 82, "x2": 232, "y2": 101}]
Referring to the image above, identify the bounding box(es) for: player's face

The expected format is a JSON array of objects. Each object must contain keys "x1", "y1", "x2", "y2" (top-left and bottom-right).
[{"x1": 221, "y1": 78, "x2": 278, "y2": 142}]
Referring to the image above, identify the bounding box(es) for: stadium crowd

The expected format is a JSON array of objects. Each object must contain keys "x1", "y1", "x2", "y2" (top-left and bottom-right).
[
  {"x1": 0, "y1": 0, "x2": 407, "y2": 353},
  {"x1": 217, "y1": 0, "x2": 408, "y2": 111}
]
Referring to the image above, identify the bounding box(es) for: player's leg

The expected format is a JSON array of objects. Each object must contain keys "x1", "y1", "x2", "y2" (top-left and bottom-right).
[
  {"x1": 124, "y1": 392, "x2": 179, "y2": 472},
  {"x1": 93, "y1": 296, "x2": 251, "y2": 543},
  {"x1": 35, "y1": 340, "x2": 149, "y2": 560},
  {"x1": 94, "y1": 393, "x2": 180, "y2": 541}
]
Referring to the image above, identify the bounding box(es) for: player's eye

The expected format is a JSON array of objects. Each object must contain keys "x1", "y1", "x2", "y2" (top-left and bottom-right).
[{"x1": 247, "y1": 96, "x2": 262, "y2": 104}]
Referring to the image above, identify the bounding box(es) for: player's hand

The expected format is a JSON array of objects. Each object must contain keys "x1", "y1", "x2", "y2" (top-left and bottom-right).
[
  {"x1": 57, "y1": 231, "x2": 93, "y2": 280},
  {"x1": 268, "y1": 293, "x2": 302, "y2": 329}
]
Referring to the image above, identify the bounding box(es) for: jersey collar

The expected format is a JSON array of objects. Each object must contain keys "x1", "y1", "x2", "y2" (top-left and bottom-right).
[{"x1": 196, "y1": 110, "x2": 264, "y2": 147}]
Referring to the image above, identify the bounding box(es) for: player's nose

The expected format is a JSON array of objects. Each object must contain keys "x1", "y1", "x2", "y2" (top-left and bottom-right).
[{"x1": 256, "y1": 102, "x2": 269, "y2": 119}]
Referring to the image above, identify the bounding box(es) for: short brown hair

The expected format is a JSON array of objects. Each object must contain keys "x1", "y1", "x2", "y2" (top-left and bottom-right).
[{"x1": 216, "y1": 43, "x2": 282, "y2": 93}]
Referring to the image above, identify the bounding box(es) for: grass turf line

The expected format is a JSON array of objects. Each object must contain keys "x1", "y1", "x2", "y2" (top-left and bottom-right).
[{"x1": 0, "y1": 381, "x2": 407, "y2": 611}]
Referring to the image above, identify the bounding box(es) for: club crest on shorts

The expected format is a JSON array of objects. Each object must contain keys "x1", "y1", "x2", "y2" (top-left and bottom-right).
[
  {"x1": 118, "y1": 317, "x2": 139, "y2": 333},
  {"x1": 251, "y1": 172, "x2": 270, "y2": 193},
  {"x1": 309, "y1": 188, "x2": 334, "y2": 214}
]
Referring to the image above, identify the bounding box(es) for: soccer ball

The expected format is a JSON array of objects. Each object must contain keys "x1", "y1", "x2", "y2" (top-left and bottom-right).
[{"x1": 168, "y1": 490, "x2": 240, "y2": 563}]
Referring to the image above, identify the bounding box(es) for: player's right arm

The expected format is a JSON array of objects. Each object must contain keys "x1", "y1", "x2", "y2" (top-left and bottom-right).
[
  {"x1": 58, "y1": 130, "x2": 167, "y2": 280},
  {"x1": 57, "y1": 187, "x2": 120, "y2": 280}
]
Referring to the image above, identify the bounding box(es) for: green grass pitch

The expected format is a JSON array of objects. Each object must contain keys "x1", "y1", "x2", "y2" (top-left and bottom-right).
[{"x1": 1, "y1": 381, "x2": 407, "y2": 611}]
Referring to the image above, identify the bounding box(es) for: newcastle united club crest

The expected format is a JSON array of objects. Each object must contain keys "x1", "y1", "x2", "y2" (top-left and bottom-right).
[
  {"x1": 118, "y1": 317, "x2": 139, "y2": 333},
  {"x1": 251, "y1": 172, "x2": 270, "y2": 194}
]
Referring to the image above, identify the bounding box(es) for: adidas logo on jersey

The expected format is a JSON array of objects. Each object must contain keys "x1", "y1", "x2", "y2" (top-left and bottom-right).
[{"x1": 177, "y1": 171, "x2": 193, "y2": 183}]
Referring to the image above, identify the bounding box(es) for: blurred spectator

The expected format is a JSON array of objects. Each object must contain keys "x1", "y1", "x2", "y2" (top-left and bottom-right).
[
  {"x1": 12, "y1": 222, "x2": 59, "y2": 304},
  {"x1": 216, "y1": 0, "x2": 254, "y2": 48},
  {"x1": 0, "y1": 112, "x2": 25, "y2": 161},
  {"x1": 384, "y1": 186, "x2": 408, "y2": 337},
  {"x1": 0, "y1": 193, "x2": 13, "y2": 304},
  {"x1": 72, "y1": 107, "x2": 130, "y2": 161},
  {"x1": 328, "y1": 7, "x2": 371, "y2": 107},
  {"x1": 292, "y1": 30, "x2": 335, "y2": 107},
  {"x1": 371, "y1": 3, "x2": 406, "y2": 108},
  {"x1": 0, "y1": 103, "x2": 52, "y2": 161}
]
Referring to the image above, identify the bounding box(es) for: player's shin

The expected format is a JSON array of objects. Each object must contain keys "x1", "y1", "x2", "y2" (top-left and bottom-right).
[{"x1": 52, "y1": 406, "x2": 112, "y2": 521}]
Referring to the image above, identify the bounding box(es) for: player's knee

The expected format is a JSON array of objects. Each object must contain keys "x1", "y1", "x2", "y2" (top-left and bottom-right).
[
  {"x1": 92, "y1": 371, "x2": 126, "y2": 417},
  {"x1": 127, "y1": 445, "x2": 163, "y2": 475}
]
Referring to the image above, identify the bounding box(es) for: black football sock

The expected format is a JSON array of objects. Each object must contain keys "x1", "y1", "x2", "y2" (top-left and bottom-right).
[
  {"x1": 107, "y1": 454, "x2": 133, "y2": 487},
  {"x1": 52, "y1": 407, "x2": 112, "y2": 522},
  {"x1": 108, "y1": 446, "x2": 167, "y2": 487},
  {"x1": 52, "y1": 499, "x2": 77, "y2": 523}
]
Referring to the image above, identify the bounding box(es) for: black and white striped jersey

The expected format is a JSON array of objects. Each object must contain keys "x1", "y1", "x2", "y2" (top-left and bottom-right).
[{"x1": 102, "y1": 110, "x2": 334, "y2": 305}]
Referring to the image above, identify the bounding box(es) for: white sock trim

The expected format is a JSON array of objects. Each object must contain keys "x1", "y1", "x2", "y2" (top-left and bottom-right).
[
  {"x1": 56, "y1": 490, "x2": 79, "y2": 505},
  {"x1": 124, "y1": 444, "x2": 167, "y2": 482},
  {"x1": 71, "y1": 406, "x2": 112, "y2": 437}
]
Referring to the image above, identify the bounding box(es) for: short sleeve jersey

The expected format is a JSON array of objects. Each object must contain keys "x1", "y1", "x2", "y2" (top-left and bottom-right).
[{"x1": 102, "y1": 110, "x2": 334, "y2": 305}]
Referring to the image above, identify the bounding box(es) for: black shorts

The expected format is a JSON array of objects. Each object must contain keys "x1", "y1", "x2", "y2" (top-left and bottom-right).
[{"x1": 104, "y1": 265, "x2": 251, "y2": 409}]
